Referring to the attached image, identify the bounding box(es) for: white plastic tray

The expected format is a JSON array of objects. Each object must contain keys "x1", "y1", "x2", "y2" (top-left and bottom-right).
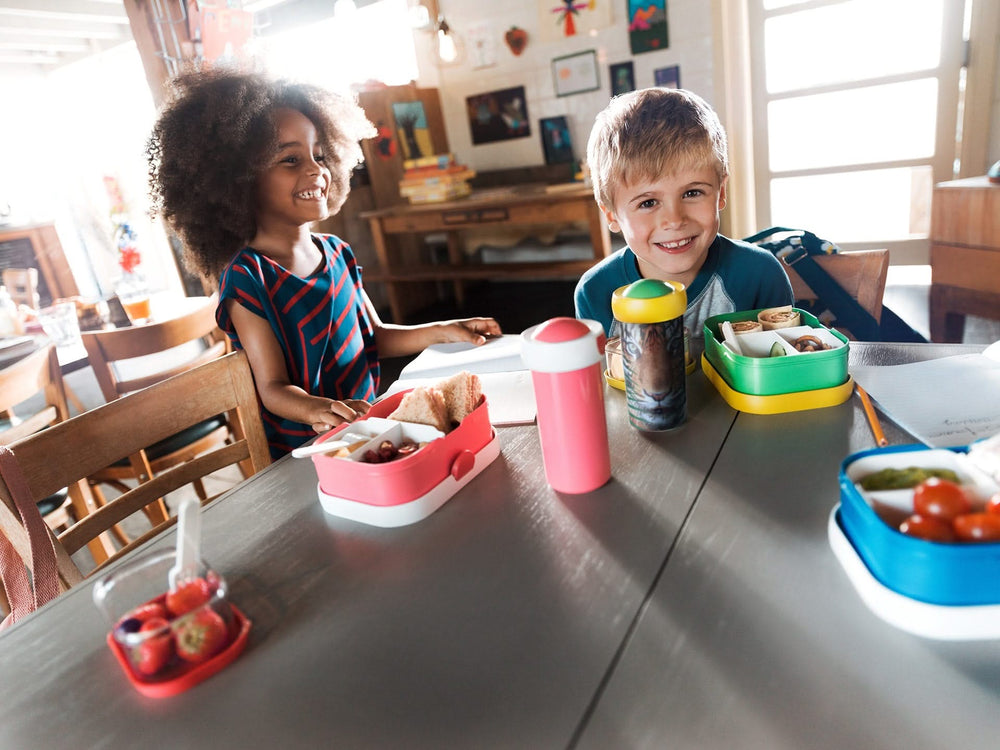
[
  {"x1": 317, "y1": 433, "x2": 500, "y2": 528},
  {"x1": 828, "y1": 505, "x2": 1000, "y2": 640}
]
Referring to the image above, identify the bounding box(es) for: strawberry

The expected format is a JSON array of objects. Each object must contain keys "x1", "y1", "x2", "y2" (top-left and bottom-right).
[
  {"x1": 174, "y1": 608, "x2": 228, "y2": 663},
  {"x1": 128, "y1": 601, "x2": 168, "y2": 623},
  {"x1": 165, "y1": 577, "x2": 212, "y2": 617},
  {"x1": 134, "y1": 617, "x2": 173, "y2": 676}
]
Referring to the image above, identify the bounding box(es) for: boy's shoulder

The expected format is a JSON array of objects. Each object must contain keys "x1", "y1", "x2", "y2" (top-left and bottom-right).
[
  {"x1": 578, "y1": 246, "x2": 634, "y2": 283},
  {"x1": 716, "y1": 233, "x2": 784, "y2": 267}
]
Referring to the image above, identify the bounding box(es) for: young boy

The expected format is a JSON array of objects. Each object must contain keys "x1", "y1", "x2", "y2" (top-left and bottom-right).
[{"x1": 575, "y1": 88, "x2": 793, "y2": 354}]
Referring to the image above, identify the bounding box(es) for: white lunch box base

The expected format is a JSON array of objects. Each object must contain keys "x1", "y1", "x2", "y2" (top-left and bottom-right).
[
  {"x1": 317, "y1": 434, "x2": 501, "y2": 527},
  {"x1": 828, "y1": 506, "x2": 1000, "y2": 641}
]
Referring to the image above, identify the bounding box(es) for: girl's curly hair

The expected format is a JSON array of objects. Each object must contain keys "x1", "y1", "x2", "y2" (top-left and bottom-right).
[{"x1": 146, "y1": 69, "x2": 375, "y2": 283}]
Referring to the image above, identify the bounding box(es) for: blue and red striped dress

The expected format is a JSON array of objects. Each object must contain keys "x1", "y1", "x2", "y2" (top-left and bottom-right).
[{"x1": 216, "y1": 234, "x2": 380, "y2": 458}]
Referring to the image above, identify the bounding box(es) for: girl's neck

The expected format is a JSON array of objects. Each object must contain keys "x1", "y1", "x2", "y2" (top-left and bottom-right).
[{"x1": 250, "y1": 224, "x2": 321, "y2": 276}]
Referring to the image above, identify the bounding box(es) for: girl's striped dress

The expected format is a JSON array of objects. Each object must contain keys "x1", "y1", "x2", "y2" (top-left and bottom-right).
[{"x1": 217, "y1": 234, "x2": 380, "y2": 458}]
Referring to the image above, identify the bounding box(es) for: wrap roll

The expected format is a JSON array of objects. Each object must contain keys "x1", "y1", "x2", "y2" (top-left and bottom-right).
[
  {"x1": 730, "y1": 320, "x2": 763, "y2": 335},
  {"x1": 757, "y1": 306, "x2": 801, "y2": 330}
]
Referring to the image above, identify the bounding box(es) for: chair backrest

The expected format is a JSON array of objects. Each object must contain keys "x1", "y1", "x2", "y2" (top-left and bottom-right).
[
  {"x1": 81, "y1": 299, "x2": 229, "y2": 401},
  {"x1": 0, "y1": 351, "x2": 270, "y2": 581},
  {"x1": 785, "y1": 249, "x2": 890, "y2": 323},
  {"x1": 0, "y1": 344, "x2": 70, "y2": 444},
  {"x1": 1, "y1": 268, "x2": 39, "y2": 309}
]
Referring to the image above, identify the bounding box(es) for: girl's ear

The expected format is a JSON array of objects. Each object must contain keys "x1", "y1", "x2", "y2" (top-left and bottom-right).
[{"x1": 600, "y1": 204, "x2": 621, "y2": 233}]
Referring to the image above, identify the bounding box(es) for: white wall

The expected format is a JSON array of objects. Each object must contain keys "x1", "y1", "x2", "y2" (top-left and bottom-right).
[{"x1": 411, "y1": 0, "x2": 717, "y2": 173}]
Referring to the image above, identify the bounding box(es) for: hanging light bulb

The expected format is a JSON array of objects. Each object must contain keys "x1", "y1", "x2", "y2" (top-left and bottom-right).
[{"x1": 436, "y1": 16, "x2": 458, "y2": 64}]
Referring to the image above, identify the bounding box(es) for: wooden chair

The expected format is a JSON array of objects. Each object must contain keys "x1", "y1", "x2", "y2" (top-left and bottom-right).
[
  {"x1": 0, "y1": 344, "x2": 109, "y2": 561},
  {"x1": 783, "y1": 249, "x2": 890, "y2": 338},
  {"x1": 0, "y1": 351, "x2": 270, "y2": 587},
  {"x1": 1, "y1": 268, "x2": 40, "y2": 310},
  {"x1": 80, "y1": 299, "x2": 235, "y2": 526}
]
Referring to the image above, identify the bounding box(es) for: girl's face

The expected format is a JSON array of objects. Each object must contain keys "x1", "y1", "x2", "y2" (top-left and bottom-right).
[
  {"x1": 255, "y1": 108, "x2": 332, "y2": 231},
  {"x1": 603, "y1": 164, "x2": 726, "y2": 289}
]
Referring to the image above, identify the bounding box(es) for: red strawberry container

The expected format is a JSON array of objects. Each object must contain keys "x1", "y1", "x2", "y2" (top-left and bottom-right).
[{"x1": 92, "y1": 549, "x2": 250, "y2": 698}]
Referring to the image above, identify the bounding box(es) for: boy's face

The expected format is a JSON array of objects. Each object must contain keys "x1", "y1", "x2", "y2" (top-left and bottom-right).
[
  {"x1": 602, "y1": 164, "x2": 727, "y2": 288},
  {"x1": 255, "y1": 107, "x2": 332, "y2": 231}
]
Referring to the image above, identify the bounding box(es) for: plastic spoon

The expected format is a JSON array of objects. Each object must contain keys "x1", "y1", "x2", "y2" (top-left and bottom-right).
[
  {"x1": 720, "y1": 320, "x2": 743, "y2": 356},
  {"x1": 169, "y1": 496, "x2": 201, "y2": 591},
  {"x1": 291, "y1": 432, "x2": 369, "y2": 458}
]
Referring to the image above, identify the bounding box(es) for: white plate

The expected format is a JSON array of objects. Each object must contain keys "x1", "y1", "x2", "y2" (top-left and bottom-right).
[{"x1": 828, "y1": 505, "x2": 1000, "y2": 640}]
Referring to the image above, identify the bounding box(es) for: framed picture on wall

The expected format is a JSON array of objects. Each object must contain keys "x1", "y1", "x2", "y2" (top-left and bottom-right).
[
  {"x1": 654, "y1": 64, "x2": 680, "y2": 88},
  {"x1": 552, "y1": 50, "x2": 600, "y2": 97},
  {"x1": 628, "y1": 0, "x2": 669, "y2": 54},
  {"x1": 610, "y1": 61, "x2": 635, "y2": 97},
  {"x1": 466, "y1": 86, "x2": 531, "y2": 145},
  {"x1": 391, "y1": 101, "x2": 433, "y2": 161},
  {"x1": 539, "y1": 116, "x2": 575, "y2": 165}
]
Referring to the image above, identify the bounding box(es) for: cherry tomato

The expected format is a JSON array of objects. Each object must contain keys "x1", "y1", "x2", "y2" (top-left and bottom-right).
[
  {"x1": 986, "y1": 493, "x2": 1000, "y2": 517},
  {"x1": 953, "y1": 513, "x2": 1000, "y2": 542},
  {"x1": 912, "y1": 478, "x2": 971, "y2": 521},
  {"x1": 899, "y1": 514, "x2": 956, "y2": 542}
]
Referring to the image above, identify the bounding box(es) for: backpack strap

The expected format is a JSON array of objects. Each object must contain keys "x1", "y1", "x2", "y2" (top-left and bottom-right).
[
  {"x1": 775, "y1": 250, "x2": 883, "y2": 340},
  {"x1": 746, "y1": 227, "x2": 882, "y2": 340},
  {"x1": 0, "y1": 445, "x2": 61, "y2": 629}
]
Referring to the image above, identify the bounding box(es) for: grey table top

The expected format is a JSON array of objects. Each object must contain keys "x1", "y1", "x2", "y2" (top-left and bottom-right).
[{"x1": 0, "y1": 342, "x2": 995, "y2": 749}]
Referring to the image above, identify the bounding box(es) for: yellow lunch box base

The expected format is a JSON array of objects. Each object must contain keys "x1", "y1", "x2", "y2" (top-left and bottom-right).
[{"x1": 701, "y1": 354, "x2": 854, "y2": 414}]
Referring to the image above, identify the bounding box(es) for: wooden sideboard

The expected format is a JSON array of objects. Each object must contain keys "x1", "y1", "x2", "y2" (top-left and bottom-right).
[
  {"x1": 360, "y1": 183, "x2": 610, "y2": 323},
  {"x1": 929, "y1": 176, "x2": 1000, "y2": 342}
]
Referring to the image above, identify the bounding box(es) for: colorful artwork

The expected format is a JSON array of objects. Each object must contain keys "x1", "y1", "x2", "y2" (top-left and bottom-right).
[
  {"x1": 628, "y1": 0, "x2": 669, "y2": 54},
  {"x1": 553, "y1": 50, "x2": 601, "y2": 97},
  {"x1": 466, "y1": 86, "x2": 531, "y2": 146},
  {"x1": 540, "y1": 116, "x2": 575, "y2": 165},
  {"x1": 538, "y1": 0, "x2": 614, "y2": 43},
  {"x1": 654, "y1": 64, "x2": 680, "y2": 89},
  {"x1": 391, "y1": 101, "x2": 433, "y2": 161},
  {"x1": 610, "y1": 61, "x2": 635, "y2": 97}
]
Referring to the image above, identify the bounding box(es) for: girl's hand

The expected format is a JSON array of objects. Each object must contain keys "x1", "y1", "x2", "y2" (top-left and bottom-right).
[
  {"x1": 309, "y1": 398, "x2": 372, "y2": 434},
  {"x1": 436, "y1": 317, "x2": 502, "y2": 346}
]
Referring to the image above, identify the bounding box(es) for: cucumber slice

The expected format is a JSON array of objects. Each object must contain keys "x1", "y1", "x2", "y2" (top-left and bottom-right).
[{"x1": 769, "y1": 341, "x2": 786, "y2": 357}]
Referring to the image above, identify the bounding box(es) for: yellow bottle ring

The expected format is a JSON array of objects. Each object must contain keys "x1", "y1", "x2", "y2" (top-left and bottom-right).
[{"x1": 611, "y1": 280, "x2": 687, "y2": 323}]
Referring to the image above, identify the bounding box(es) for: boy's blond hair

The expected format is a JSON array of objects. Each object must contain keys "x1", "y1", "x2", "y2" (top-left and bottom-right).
[{"x1": 586, "y1": 87, "x2": 729, "y2": 212}]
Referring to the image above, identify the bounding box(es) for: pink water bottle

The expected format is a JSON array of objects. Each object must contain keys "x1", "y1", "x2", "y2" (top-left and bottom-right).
[{"x1": 521, "y1": 317, "x2": 611, "y2": 493}]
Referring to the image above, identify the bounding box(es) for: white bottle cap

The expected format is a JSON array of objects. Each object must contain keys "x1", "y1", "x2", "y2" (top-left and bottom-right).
[{"x1": 520, "y1": 317, "x2": 604, "y2": 373}]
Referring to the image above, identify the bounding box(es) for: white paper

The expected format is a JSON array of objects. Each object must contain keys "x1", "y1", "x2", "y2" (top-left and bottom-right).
[
  {"x1": 851, "y1": 353, "x2": 1000, "y2": 447},
  {"x1": 388, "y1": 335, "x2": 536, "y2": 425},
  {"x1": 398, "y1": 335, "x2": 525, "y2": 378},
  {"x1": 383, "y1": 370, "x2": 536, "y2": 426}
]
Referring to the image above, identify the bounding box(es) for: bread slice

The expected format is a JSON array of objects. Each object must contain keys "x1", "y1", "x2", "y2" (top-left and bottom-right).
[
  {"x1": 436, "y1": 370, "x2": 483, "y2": 426},
  {"x1": 388, "y1": 386, "x2": 450, "y2": 433}
]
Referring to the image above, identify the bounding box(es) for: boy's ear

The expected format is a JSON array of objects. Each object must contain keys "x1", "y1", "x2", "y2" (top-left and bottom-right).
[
  {"x1": 718, "y1": 177, "x2": 728, "y2": 211},
  {"x1": 599, "y1": 203, "x2": 621, "y2": 232}
]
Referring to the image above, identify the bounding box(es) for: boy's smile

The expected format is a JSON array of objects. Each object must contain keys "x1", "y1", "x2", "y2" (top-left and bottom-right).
[{"x1": 603, "y1": 165, "x2": 726, "y2": 289}]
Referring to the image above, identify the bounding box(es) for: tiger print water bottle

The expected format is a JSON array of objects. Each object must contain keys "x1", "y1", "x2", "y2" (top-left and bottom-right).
[
  {"x1": 612, "y1": 279, "x2": 687, "y2": 431},
  {"x1": 521, "y1": 317, "x2": 611, "y2": 493}
]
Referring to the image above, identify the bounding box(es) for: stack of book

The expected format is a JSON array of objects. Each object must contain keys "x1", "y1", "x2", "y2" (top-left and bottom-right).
[{"x1": 399, "y1": 153, "x2": 476, "y2": 204}]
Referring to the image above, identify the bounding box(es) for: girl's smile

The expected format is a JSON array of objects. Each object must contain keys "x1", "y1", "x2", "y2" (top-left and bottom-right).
[
  {"x1": 602, "y1": 165, "x2": 726, "y2": 288},
  {"x1": 255, "y1": 107, "x2": 333, "y2": 230}
]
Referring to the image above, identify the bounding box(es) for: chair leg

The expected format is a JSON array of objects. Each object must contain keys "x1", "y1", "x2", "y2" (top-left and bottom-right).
[
  {"x1": 193, "y1": 478, "x2": 208, "y2": 501},
  {"x1": 89, "y1": 481, "x2": 132, "y2": 548}
]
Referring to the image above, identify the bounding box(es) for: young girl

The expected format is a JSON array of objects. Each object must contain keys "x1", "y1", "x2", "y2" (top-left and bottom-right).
[{"x1": 147, "y1": 70, "x2": 500, "y2": 458}]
